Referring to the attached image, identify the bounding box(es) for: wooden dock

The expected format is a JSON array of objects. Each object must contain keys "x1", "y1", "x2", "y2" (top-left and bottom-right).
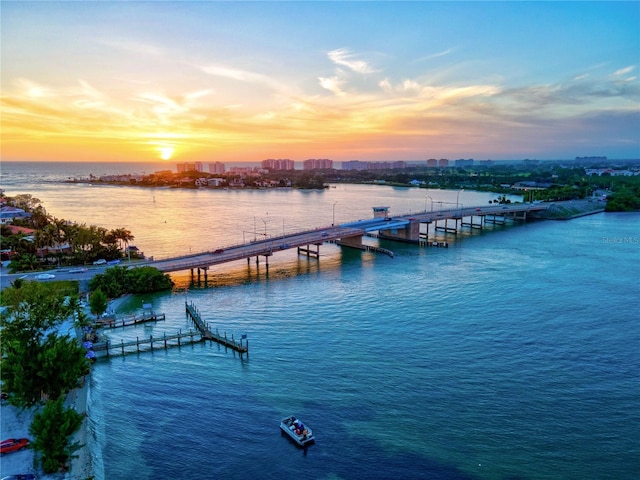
[
  {"x1": 185, "y1": 301, "x2": 248, "y2": 355},
  {"x1": 92, "y1": 329, "x2": 203, "y2": 357},
  {"x1": 96, "y1": 312, "x2": 166, "y2": 329}
]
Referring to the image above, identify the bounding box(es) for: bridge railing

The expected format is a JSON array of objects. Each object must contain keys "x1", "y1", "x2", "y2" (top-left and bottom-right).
[
  {"x1": 146, "y1": 203, "x2": 548, "y2": 262},
  {"x1": 147, "y1": 223, "x2": 349, "y2": 262}
]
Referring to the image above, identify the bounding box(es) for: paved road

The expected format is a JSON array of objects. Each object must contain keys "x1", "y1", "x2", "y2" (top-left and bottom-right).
[{"x1": 0, "y1": 202, "x2": 552, "y2": 289}]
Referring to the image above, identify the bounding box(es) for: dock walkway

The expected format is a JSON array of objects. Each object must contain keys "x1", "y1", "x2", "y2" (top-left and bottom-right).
[
  {"x1": 92, "y1": 329, "x2": 202, "y2": 357},
  {"x1": 97, "y1": 312, "x2": 166, "y2": 329},
  {"x1": 186, "y1": 301, "x2": 248, "y2": 355}
]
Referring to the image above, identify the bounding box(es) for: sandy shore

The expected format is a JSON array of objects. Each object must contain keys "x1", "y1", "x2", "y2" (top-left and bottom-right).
[{"x1": 1, "y1": 295, "x2": 132, "y2": 480}]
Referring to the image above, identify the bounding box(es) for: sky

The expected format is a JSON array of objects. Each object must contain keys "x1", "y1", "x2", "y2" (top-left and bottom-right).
[{"x1": 1, "y1": 1, "x2": 639, "y2": 163}]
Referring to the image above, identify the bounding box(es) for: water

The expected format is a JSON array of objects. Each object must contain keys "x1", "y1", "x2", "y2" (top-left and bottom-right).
[{"x1": 2, "y1": 162, "x2": 639, "y2": 479}]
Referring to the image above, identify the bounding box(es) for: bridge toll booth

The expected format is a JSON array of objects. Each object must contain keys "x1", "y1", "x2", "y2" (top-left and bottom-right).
[{"x1": 373, "y1": 206, "x2": 390, "y2": 219}]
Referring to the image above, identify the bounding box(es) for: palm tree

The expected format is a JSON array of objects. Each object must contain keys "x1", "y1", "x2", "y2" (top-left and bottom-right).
[{"x1": 109, "y1": 228, "x2": 134, "y2": 256}]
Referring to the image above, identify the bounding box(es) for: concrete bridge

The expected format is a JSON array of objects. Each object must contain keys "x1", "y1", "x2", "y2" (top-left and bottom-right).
[{"x1": 142, "y1": 202, "x2": 551, "y2": 276}]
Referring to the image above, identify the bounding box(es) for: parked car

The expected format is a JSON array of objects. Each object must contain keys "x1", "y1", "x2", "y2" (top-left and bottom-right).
[
  {"x1": 93, "y1": 259, "x2": 107, "y2": 265},
  {"x1": 35, "y1": 273, "x2": 55, "y2": 280},
  {"x1": 106, "y1": 259, "x2": 121, "y2": 265},
  {"x1": 1, "y1": 438, "x2": 30, "y2": 455},
  {"x1": 1, "y1": 474, "x2": 37, "y2": 480}
]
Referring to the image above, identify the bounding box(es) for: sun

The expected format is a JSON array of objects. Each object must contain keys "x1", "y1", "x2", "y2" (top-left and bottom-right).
[{"x1": 158, "y1": 147, "x2": 175, "y2": 160}]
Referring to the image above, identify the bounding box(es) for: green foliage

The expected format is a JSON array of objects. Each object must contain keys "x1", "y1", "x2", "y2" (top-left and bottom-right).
[
  {"x1": 1, "y1": 336, "x2": 43, "y2": 406},
  {"x1": 0, "y1": 281, "x2": 87, "y2": 408},
  {"x1": 89, "y1": 265, "x2": 174, "y2": 297},
  {"x1": 38, "y1": 333, "x2": 90, "y2": 401},
  {"x1": 89, "y1": 289, "x2": 108, "y2": 318},
  {"x1": 8, "y1": 253, "x2": 40, "y2": 272},
  {"x1": 2, "y1": 193, "x2": 136, "y2": 272},
  {"x1": 127, "y1": 266, "x2": 175, "y2": 293},
  {"x1": 29, "y1": 397, "x2": 84, "y2": 473},
  {"x1": 605, "y1": 187, "x2": 640, "y2": 211},
  {"x1": 0, "y1": 281, "x2": 73, "y2": 343}
]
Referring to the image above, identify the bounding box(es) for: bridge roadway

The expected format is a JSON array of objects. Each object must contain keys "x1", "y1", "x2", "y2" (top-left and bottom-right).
[
  {"x1": 145, "y1": 226, "x2": 366, "y2": 274},
  {"x1": 144, "y1": 202, "x2": 550, "y2": 274},
  {"x1": 0, "y1": 202, "x2": 551, "y2": 287}
]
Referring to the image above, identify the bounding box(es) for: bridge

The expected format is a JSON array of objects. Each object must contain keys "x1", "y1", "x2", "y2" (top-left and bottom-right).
[{"x1": 140, "y1": 202, "x2": 551, "y2": 276}]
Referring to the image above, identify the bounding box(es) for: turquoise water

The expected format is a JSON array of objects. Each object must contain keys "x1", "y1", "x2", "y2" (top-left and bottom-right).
[{"x1": 2, "y1": 162, "x2": 639, "y2": 479}]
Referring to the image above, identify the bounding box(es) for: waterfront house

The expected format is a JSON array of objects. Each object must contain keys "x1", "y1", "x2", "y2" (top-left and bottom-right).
[{"x1": 0, "y1": 206, "x2": 32, "y2": 224}]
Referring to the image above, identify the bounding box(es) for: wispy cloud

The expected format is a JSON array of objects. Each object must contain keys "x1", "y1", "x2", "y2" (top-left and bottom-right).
[
  {"x1": 98, "y1": 38, "x2": 165, "y2": 57},
  {"x1": 318, "y1": 76, "x2": 345, "y2": 96},
  {"x1": 614, "y1": 65, "x2": 635, "y2": 77},
  {"x1": 413, "y1": 48, "x2": 454, "y2": 64},
  {"x1": 198, "y1": 64, "x2": 289, "y2": 94},
  {"x1": 327, "y1": 48, "x2": 376, "y2": 74}
]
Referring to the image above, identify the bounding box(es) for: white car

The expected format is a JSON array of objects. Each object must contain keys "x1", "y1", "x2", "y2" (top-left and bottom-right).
[
  {"x1": 93, "y1": 259, "x2": 107, "y2": 265},
  {"x1": 35, "y1": 273, "x2": 55, "y2": 280}
]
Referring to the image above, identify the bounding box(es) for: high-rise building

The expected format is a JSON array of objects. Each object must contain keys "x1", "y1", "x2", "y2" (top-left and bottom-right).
[
  {"x1": 427, "y1": 159, "x2": 438, "y2": 167},
  {"x1": 261, "y1": 159, "x2": 295, "y2": 170},
  {"x1": 341, "y1": 160, "x2": 368, "y2": 170},
  {"x1": 454, "y1": 159, "x2": 473, "y2": 167},
  {"x1": 303, "y1": 158, "x2": 333, "y2": 170},
  {"x1": 177, "y1": 162, "x2": 203, "y2": 173},
  {"x1": 209, "y1": 162, "x2": 226, "y2": 173},
  {"x1": 438, "y1": 159, "x2": 449, "y2": 167}
]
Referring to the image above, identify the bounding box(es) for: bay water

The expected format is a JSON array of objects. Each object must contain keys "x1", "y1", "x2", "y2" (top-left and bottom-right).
[{"x1": 1, "y1": 162, "x2": 639, "y2": 479}]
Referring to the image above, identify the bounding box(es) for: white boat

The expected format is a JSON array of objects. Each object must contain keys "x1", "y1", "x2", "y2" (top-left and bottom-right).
[{"x1": 280, "y1": 416, "x2": 314, "y2": 447}]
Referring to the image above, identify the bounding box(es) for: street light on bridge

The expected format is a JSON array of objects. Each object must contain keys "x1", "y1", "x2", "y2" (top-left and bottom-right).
[
  {"x1": 332, "y1": 201, "x2": 339, "y2": 226},
  {"x1": 425, "y1": 195, "x2": 433, "y2": 212},
  {"x1": 261, "y1": 218, "x2": 267, "y2": 237},
  {"x1": 456, "y1": 189, "x2": 464, "y2": 209}
]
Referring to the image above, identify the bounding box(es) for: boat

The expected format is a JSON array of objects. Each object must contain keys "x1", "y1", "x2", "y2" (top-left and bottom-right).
[{"x1": 280, "y1": 416, "x2": 314, "y2": 447}]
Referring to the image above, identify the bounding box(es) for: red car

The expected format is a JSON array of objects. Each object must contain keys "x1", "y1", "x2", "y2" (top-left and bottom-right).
[{"x1": 0, "y1": 438, "x2": 30, "y2": 455}]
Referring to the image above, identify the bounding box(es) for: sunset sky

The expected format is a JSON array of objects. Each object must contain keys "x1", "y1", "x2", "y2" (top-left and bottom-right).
[{"x1": 2, "y1": 1, "x2": 639, "y2": 163}]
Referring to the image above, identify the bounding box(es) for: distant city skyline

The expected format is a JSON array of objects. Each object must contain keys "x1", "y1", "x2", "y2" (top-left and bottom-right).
[{"x1": 2, "y1": 1, "x2": 639, "y2": 163}]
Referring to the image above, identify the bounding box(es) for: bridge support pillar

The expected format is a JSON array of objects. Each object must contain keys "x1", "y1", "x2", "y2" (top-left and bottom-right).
[
  {"x1": 378, "y1": 218, "x2": 421, "y2": 243},
  {"x1": 436, "y1": 218, "x2": 458, "y2": 234},
  {"x1": 337, "y1": 235, "x2": 363, "y2": 249},
  {"x1": 297, "y1": 244, "x2": 321, "y2": 258},
  {"x1": 462, "y1": 215, "x2": 484, "y2": 230}
]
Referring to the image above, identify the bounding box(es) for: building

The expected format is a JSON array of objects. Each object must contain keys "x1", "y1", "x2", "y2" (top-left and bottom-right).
[
  {"x1": 229, "y1": 166, "x2": 254, "y2": 175},
  {"x1": 342, "y1": 160, "x2": 368, "y2": 170},
  {"x1": 575, "y1": 156, "x2": 607, "y2": 164},
  {"x1": 261, "y1": 159, "x2": 295, "y2": 170},
  {"x1": 341, "y1": 160, "x2": 407, "y2": 170},
  {"x1": 303, "y1": 158, "x2": 333, "y2": 170},
  {"x1": 368, "y1": 161, "x2": 407, "y2": 170},
  {"x1": 427, "y1": 159, "x2": 438, "y2": 167},
  {"x1": 209, "y1": 162, "x2": 226, "y2": 174},
  {"x1": 207, "y1": 178, "x2": 226, "y2": 187},
  {"x1": 177, "y1": 162, "x2": 203, "y2": 173},
  {"x1": 438, "y1": 159, "x2": 449, "y2": 167},
  {"x1": 585, "y1": 168, "x2": 637, "y2": 177},
  {"x1": 0, "y1": 206, "x2": 32, "y2": 225},
  {"x1": 455, "y1": 159, "x2": 474, "y2": 167}
]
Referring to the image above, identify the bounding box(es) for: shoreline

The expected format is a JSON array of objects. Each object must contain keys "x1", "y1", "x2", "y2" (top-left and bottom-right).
[
  {"x1": 1, "y1": 295, "x2": 132, "y2": 480},
  {"x1": 65, "y1": 294, "x2": 132, "y2": 480}
]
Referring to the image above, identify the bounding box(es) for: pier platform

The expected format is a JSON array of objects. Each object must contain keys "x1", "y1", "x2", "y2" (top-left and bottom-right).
[{"x1": 186, "y1": 301, "x2": 248, "y2": 355}]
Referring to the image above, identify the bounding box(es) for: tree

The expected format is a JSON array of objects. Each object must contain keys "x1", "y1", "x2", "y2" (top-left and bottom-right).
[
  {"x1": 89, "y1": 289, "x2": 108, "y2": 318},
  {"x1": 38, "y1": 333, "x2": 90, "y2": 401},
  {"x1": 89, "y1": 266, "x2": 174, "y2": 297},
  {"x1": 29, "y1": 397, "x2": 83, "y2": 473},
  {"x1": 8, "y1": 253, "x2": 40, "y2": 272},
  {"x1": 0, "y1": 281, "x2": 85, "y2": 407}
]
